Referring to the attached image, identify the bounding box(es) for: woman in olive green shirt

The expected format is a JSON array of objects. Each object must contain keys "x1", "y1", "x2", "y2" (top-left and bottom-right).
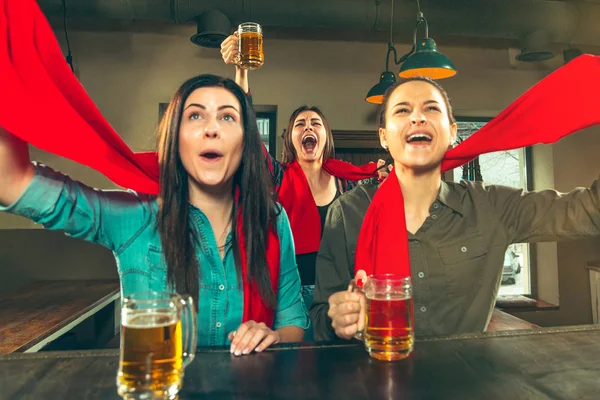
[{"x1": 311, "y1": 77, "x2": 600, "y2": 341}]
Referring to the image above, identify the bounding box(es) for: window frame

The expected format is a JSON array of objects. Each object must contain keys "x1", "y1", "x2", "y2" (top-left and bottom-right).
[{"x1": 455, "y1": 116, "x2": 537, "y2": 298}]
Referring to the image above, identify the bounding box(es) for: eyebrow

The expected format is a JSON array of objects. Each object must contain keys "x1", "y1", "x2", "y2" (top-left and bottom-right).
[
  {"x1": 295, "y1": 118, "x2": 322, "y2": 123},
  {"x1": 184, "y1": 103, "x2": 240, "y2": 113},
  {"x1": 392, "y1": 100, "x2": 440, "y2": 107}
]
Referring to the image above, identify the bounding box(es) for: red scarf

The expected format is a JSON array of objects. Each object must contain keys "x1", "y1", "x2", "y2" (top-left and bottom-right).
[
  {"x1": 236, "y1": 206, "x2": 280, "y2": 327},
  {"x1": 355, "y1": 53, "x2": 600, "y2": 277},
  {"x1": 278, "y1": 160, "x2": 378, "y2": 255},
  {"x1": 0, "y1": 0, "x2": 281, "y2": 325}
]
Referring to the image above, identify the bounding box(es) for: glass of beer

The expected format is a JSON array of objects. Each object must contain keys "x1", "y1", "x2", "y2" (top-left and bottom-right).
[
  {"x1": 235, "y1": 22, "x2": 264, "y2": 70},
  {"x1": 352, "y1": 274, "x2": 414, "y2": 361},
  {"x1": 117, "y1": 292, "x2": 197, "y2": 399}
]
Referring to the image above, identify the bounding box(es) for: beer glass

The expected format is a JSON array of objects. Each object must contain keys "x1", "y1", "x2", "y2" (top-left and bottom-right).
[
  {"x1": 352, "y1": 274, "x2": 414, "y2": 361},
  {"x1": 235, "y1": 22, "x2": 264, "y2": 70},
  {"x1": 117, "y1": 292, "x2": 197, "y2": 399}
]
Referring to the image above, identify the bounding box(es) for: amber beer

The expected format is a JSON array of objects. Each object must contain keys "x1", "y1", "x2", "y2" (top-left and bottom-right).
[
  {"x1": 353, "y1": 274, "x2": 414, "y2": 361},
  {"x1": 364, "y1": 293, "x2": 414, "y2": 361},
  {"x1": 117, "y1": 313, "x2": 183, "y2": 397},
  {"x1": 236, "y1": 22, "x2": 264, "y2": 70},
  {"x1": 116, "y1": 292, "x2": 196, "y2": 400}
]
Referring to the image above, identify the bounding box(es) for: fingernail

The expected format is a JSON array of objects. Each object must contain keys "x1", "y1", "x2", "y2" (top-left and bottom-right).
[
  {"x1": 230, "y1": 346, "x2": 235, "y2": 354},
  {"x1": 234, "y1": 350, "x2": 241, "y2": 356},
  {"x1": 242, "y1": 348, "x2": 249, "y2": 355}
]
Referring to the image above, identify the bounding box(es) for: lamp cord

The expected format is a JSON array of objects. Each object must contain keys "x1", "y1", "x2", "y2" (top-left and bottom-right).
[
  {"x1": 385, "y1": 0, "x2": 429, "y2": 69},
  {"x1": 62, "y1": 0, "x2": 74, "y2": 72}
]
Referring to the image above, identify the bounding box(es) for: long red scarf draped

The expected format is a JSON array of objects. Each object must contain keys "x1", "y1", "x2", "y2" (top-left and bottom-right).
[
  {"x1": 278, "y1": 160, "x2": 378, "y2": 255},
  {"x1": 355, "y1": 53, "x2": 600, "y2": 277},
  {"x1": 236, "y1": 206, "x2": 280, "y2": 327},
  {"x1": 0, "y1": 0, "x2": 281, "y2": 324}
]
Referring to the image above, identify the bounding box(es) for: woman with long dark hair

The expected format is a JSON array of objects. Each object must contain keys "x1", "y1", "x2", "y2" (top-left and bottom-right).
[
  {"x1": 0, "y1": 75, "x2": 308, "y2": 354},
  {"x1": 221, "y1": 36, "x2": 386, "y2": 336}
]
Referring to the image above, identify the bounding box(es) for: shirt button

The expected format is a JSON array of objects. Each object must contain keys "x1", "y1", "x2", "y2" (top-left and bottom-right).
[
  {"x1": 418, "y1": 272, "x2": 425, "y2": 278},
  {"x1": 216, "y1": 322, "x2": 222, "y2": 328},
  {"x1": 219, "y1": 284, "x2": 225, "y2": 291},
  {"x1": 433, "y1": 203, "x2": 439, "y2": 209},
  {"x1": 431, "y1": 214, "x2": 437, "y2": 220},
  {"x1": 461, "y1": 246, "x2": 468, "y2": 253},
  {"x1": 420, "y1": 306, "x2": 427, "y2": 312}
]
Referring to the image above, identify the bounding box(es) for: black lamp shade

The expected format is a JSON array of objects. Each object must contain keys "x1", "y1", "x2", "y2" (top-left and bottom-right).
[
  {"x1": 365, "y1": 71, "x2": 397, "y2": 104},
  {"x1": 399, "y1": 39, "x2": 456, "y2": 79}
]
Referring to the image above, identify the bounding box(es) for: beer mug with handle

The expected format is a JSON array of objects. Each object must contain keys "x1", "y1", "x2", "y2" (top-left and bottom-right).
[
  {"x1": 117, "y1": 291, "x2": 197, "y2": 399},
  {"x1": 234, "y1": 22, "x2": 264, "y2": 70},
  {"x1": 351, "y1": 274, "x2": 414, "y2": 361}
]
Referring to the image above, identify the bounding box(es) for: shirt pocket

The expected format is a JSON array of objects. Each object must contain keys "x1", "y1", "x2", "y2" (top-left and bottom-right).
[
  {"x1": 144, "y1": 245, "x2": 169, "y2": 292},
  {"x1": 436, "y1": 232, "x2": 488, "y2": 296}
]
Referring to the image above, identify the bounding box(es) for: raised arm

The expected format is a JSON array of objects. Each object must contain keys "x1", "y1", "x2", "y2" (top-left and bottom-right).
[
  {"x1": 484, "y1": 178, "x2": 600, "y2": 243},
  {"x1": 221, "y1": 34, "x2": 249, "y2": 93},
  {"x1": 0, "y1": 127, "x2": 35, "y2": 207}
]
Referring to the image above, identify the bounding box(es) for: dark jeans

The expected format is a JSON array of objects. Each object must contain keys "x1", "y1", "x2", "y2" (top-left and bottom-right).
[{"x1": 301, "y1": 285, "x2": 315, "y2": 341}]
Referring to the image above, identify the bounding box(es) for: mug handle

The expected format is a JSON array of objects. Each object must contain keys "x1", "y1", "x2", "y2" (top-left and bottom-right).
[
  {"x1": 179, "y1": 295, "x2": 197, "y2": 368},
  {"x1": 349, "y1": 278, "x2": 367, "y2": 342}
]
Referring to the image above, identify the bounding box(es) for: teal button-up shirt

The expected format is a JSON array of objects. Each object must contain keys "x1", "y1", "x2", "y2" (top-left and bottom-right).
[{"x1": 1, "y1": 164, "x2": 309, "y2": 346}]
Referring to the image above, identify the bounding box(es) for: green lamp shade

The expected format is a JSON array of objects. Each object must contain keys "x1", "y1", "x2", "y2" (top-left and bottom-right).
[
  {"x1": 365, "y1": 71, "x2": 397, "y2": 104},
  {"x1": 399, "y1": 38, "x2": 457, "y2": 79}
]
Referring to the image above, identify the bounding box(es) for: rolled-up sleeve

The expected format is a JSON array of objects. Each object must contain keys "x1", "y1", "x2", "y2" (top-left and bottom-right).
[{"x1": 272, "y1": 206, "x2": 310, "y2": 331}]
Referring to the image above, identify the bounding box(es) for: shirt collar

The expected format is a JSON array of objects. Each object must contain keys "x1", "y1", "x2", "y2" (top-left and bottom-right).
[{"x1": 437, "y1": 180, "x2": 465, "y2": 216}]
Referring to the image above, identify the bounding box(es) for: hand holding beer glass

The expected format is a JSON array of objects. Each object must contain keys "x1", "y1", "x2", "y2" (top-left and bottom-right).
[
  {"x1": 220, "y1": 22, "x2": 264, "y2": 70},
  {"x1": 117, "y1": 292, "x2": 197, "y2": 400},
  {"x1": 351, "y1": 273, "x2": 414, "y2": 361}
]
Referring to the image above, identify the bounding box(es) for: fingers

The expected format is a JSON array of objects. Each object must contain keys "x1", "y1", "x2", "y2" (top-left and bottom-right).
[
  {"x1": 229, "y1": 321, "x2": 279, "y2": 356},
  {"x1": 230, "y1": 321, "x2": 253, "y2": 354},
  {"x1": 220, "y1": 35, "x2": 239, "y2": 63},
  {"x1": 254, "y1": 329, "x2": 280, "y2": 353},
  {"x1": 227, "y1": 330, "x2": 236, "y2": 342},
  {"x1": 334, "y1": 322, "x2": 359, "y2": 340},
  {"x1": 327, "y1": 289, "x2": 364, "y2": 341},
  {"x1": 329, "y1": 290, "x2": 361, "y2": 306}
]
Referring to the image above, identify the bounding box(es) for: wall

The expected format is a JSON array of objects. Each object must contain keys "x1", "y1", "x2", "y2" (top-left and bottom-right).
[{"x1": 0, "y1": 23, "x2": 598, "y2": 326}]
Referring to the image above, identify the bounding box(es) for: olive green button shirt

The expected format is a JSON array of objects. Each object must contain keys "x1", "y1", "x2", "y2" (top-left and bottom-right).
[{"x1": 310, "y1": 178, "x2": 600, "y2": 340}]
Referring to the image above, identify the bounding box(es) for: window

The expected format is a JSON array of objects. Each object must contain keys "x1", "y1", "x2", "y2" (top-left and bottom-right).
[
  {"x1": 254, "y1": 105, "x2": 277, "y2": 158},
  {"x1": 453, "y1": 118, "x2": 532, "y2": 296}
]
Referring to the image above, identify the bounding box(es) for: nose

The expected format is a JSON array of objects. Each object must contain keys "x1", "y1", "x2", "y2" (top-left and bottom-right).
[
  {"x1": 410, "y1": 110, "x2": 427, "y2": 126},
  {"x1": 203, "y1": 118, "x2": 220, "y2": 139}
]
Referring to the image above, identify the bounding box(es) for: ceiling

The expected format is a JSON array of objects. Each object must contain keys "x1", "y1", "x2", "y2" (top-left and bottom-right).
[{"x1": 37, "y1": 0, "x2": 600, "y2": 48}]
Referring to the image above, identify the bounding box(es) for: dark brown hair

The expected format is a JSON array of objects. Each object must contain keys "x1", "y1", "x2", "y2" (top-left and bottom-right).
[
  {"x1": 378, "y1": 76, "x2": 456, "y2": 129},
  {"x1": 281, "y1": 106, "x2": 335, "y2": 164},
  {"x1": 156, "y1": 74, "x2": 277, "y2": 308}
]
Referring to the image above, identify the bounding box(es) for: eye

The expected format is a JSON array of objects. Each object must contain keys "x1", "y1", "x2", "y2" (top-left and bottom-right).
[
  {"x1": 221, "y1": 113, "x2": 235, "y2": 122},
  {"x1": 394, "y1": 108, "x2": 409, "y2": 114},
  {"x1": 313, "y1": 122, "x2": 322, "y2": 126},
  {"x1": 189, "y1": 112, "x2": 201, "y2": 120},
  {"x1": 426, "y1": 106, "x2": 440, "y2": 112},
  {"x1": 294, "y1": 122, "x2": 304, "y2": 128}
]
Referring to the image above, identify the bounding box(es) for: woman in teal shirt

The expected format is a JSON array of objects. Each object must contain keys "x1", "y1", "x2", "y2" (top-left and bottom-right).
[{"x1": 0, "y1": 75, "x2": 308, "y2": 355}]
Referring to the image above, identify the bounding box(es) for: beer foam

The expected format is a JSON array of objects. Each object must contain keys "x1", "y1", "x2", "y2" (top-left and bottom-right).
[{"x1": 123, "y1": 311, "x2": 178, "y2": 328}]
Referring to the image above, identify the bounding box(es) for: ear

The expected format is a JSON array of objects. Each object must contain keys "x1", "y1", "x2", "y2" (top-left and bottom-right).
[
  {"x1": 379, "y1": 127, "x2": 388, "y2": 150},
  {"x1": 449, "y1": 122, "x2": 458, "y2": 146}
]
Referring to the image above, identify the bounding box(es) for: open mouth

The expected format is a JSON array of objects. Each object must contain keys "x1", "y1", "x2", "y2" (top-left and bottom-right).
[
  {"x1": 406, "y1": 133, "x2": 433, "y2": 144},
  {"x1": 200, "y1": 150, "x2": 224, "y2": 161},
  {"x1": 302, "y1": 134, "x2": 318, "y2": 153}
]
